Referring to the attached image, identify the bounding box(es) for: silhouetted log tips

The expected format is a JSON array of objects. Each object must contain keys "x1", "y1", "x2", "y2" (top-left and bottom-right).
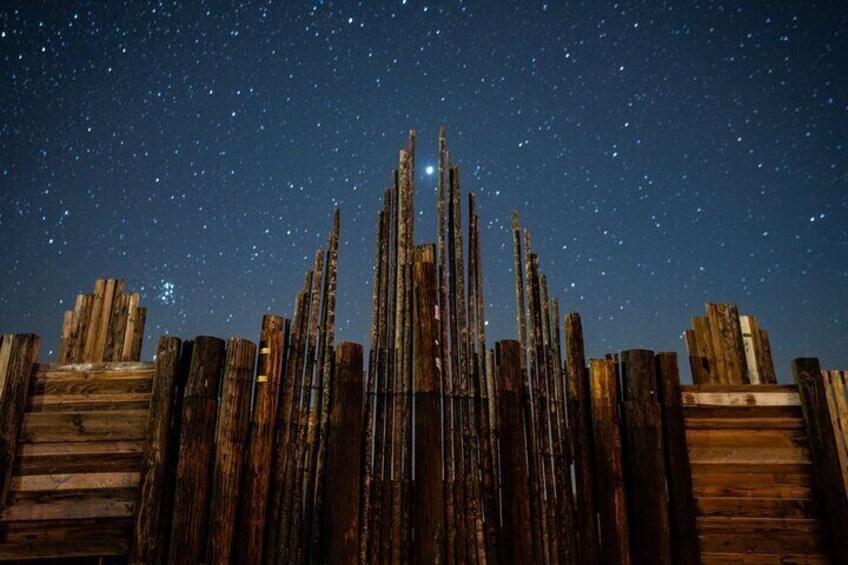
[
  {"x1": 129, "y1": 336, "x2": 182, "y2": 565},
  {"x1": 412, "y1": 244, "x2": 444, "y2": 565},
  {"x1": 167, "y1": 336, "x2": 226, "y2": 565},
  {"x1": 207, "y1": 337, "x2": 257, "y2": 564},
  {"x1": 0, "y1": 334, "x2": 40, "y2": 508},
  {"x1": 320, "y1": 342, "x2": 364, "y2": 565},
  {"x1": 235, "y1": 316, "x2": 287, "y2": 565},
  {"x1": 495, "y1": 340, "x2": 533, "y2": 565},
  {"x1": 589, "y1": 358, "x2": 631, "y2": 565},
  {"x1": 564, "y1": 313, "x2": 600, "y2": 565},
  {"x1": 654, "y1": 352, "x2": 701, "y2": 565},
  {"x1": 793, "y1": 358, "x2": 848, "y2": 563},
  {"x1": 619, "y1": 349, "x2": 672, "y2": 565}
]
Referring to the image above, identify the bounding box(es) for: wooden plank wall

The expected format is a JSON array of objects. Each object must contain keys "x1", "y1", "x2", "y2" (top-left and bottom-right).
[
  {"x1": 682, "y1": 384, "x2": 832, "y2": 563},
  {"x1": 0, "y1": 361, "x2": 154, "y2": 559},
  {"x1": 58, "y1": 279, "x2": 147, "y2": 364},
  {"x1": 684, "y1": 305, "x2": 776, "y2": 385}
]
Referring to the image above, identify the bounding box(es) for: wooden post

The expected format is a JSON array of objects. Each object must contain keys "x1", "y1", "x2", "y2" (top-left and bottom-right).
[
  {"x1": 619, "y1": 349, "x2": 672, "y2": 565},
  {"x1": 129, "y1": 336, "x2": 182, "y2": 565},
  {"x1": 564, "y1": 313, "x2": 599, "y2": 565},
  {"x1": 235, "y1": 315, "x2": 288, "y2": 564},
  {"x1": 793, "y1": 358, "x2": 848, "y2": 562},
  {"x1": 413, "y1": 245, "x2": 444, "y2": 565},
  {"x1": 320, "y1": 342, "x2": 365, "y2": 564},
  {"x1": 692, "y1": 316, "x2": 718, "y2": 384},
  {"x1": 208, "y1": 337, "x2": 257, "y2": 564},
  {"x1": 654, "y1": 352, "x2": 700, "y2": 565},
  {"x1": 0, "y1": 334, "x2": 40, "y2": 508},
  {"x1": 589, "y1": 358, "x2": 631, "y2": 565},
  {"x1": 168, "y1": 336, "x2": 226, "y2": 565},
  {"x1": 495, "y1": 340, "x2": 533, "y2": 564}
]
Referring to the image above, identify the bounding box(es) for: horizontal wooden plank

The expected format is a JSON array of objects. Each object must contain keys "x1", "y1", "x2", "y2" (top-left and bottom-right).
[
  {"x1": 686, "y1": 417, "x2": 804, "y2": 431},
  {"x1": 33, "y1": 362, "x2": 153, "y2": 374},
  {"x1": 684, "y1": 405, "x2": 804, "y2": 420},
  {"x1": 698, "y1": 517, "x2": 826, "y2": 555},
  {"x1": 686, "y1": 429, "x2": 808, "y2": 449},
  {"x1": 14, "y1": 440, "x2": 144, "y2": 475},
  {"x1": 700, "y1": 552, "x2": 828, "y2": 564},
  {"x1": 697, "y1": 497, "x2": 819, "y2": 520},
  {"x1": 688, "y1": 445, "x2": 810, "y2": 465},
  {"x1": 682, "y1": 385, "x2": 797, "y2": 394},
  {"x1": 682, "y1": 390, "x2": 800, "y2": 407},
  {"x1": 27, "y1": 392, "x2": 150, "y2": 412},
  {"x1": 10, "y1": 472, "x2": 139, "y2": 493},
  {"x1": 1, "y1": 488, "x2": 137, "y2": 521},
  {"x1": 30, "y1": 376, "x2": 152, "y2": 397},
  {"x1": 692, "y1": 466, "x2": 814, "y2": 499},
  {"x1": 19, "y1": 410, "x2": 148, "y2": 443},
  {"x1": 0, "y1": 517, "x2": 132, "y2": 558}
]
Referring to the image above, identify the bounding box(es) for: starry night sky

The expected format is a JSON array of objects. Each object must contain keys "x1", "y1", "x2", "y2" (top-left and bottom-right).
[{"x1": 2, "y1": 2, "x2": 846, "y2": 381}]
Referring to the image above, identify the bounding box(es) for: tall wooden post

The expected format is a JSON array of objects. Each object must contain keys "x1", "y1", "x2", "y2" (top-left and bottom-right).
[
  {"x1": 207, "y1": 337, "x2": 257, "y2": 564},
  {"x1": 794, "y1": 358, "x2": 848, "y2": 562},
  {"x1": 496, "y1": 340, "x2": 534, "y2": 564},
  {"x1": 589, "y1": 358, "x2": 631, "y2": 565},
  {"x1": 619, "y1": 349, "x2": 672, "y2": 565},
  {"x1": 0, "y1": 334, "x2": 40, "y2": 509},
  {"x1": 655, "y1": 352, "x2": 700, "y2": 565},
  {"x1": 320, "y1": 342, "x2": 365, "y2": 564},
  {"x1": 564, "y1": 313, "x2": 599, "y2": 565},
  {"x1": 167, "y1": 336, "x2": 226, "y2": 565},
  {"x1": 413, "y1": 244, "x2": 445, "y2": 565},
  {"x1": 235, "y1": 315, "x2": 288, "y2": 564},
  {"x1": 130, "y1": 336, "x2": 182, "y2": 565}
]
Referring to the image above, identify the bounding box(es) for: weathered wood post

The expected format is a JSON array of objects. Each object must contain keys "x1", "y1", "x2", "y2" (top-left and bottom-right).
[
  {"x1": 496, "y1": 340, "x2": 534, "y2": 564},
  {"x1": 320, "y1": 342, "x2": 365, "y2": 564},
  {"x1": 619, "y1": 349, "x2": 672, "y2": 565},
  {"x1": 208, "y1": 337, "x2": 257, "y2": 564},
  {"x1": 0, "y1": 334, "x2": 40, "y2": 508},
  {"x1": 793, "y1": 358, "x2": 848, "y2": 562},
  {"x1": 235, "y1": 315, "x2": 288, "y2": 564},
  {"x1": 655, "y1": 352, "x2": 700, "y2": 565},
  {"x1": 129, "y1": 336, "x2": 182, "y2": 565},
  {"x1": 589, "y1": 358, "x2": 631, "y2": 565},
  {"x1": 167, "y1": 336, "x2": 225, "y2": 565},
  {"x1": 564, "y1": 313, "x2": 599, "y2": 565},
  {"x1": 413, "y1": 244, "x2": 444, "y2": 565}
]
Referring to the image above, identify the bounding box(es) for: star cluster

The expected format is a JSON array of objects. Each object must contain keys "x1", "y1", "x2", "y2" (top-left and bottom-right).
[{"x1": 1, "y1": 2, "x2": 846, "y2": 379}]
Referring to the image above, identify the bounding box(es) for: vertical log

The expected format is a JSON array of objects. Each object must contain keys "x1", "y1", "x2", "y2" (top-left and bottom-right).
[
  {"x1": 207, "y1": 337, "x2": 257, "y2": 564},
  {"x1": 130, "y1": 307, "x2": 147, "y2": 361},
  {"x1": 655, "y1": 353, "x2": 700, "y2": 565},
  {"x1": 93, "y1": 278, "x2": 120, "y2": 362},
  {"x1": 589, "y1": 358, "x2": 631, "y2": 565},
  {"x1": 104, "y1": 291, "x2": 130, "y2": 362},
  {"x1": 129, "y1": 336, "x2": 182, "y2": 565},
  {"x1": 168, "y1": 336, "x2": 226, "y2": 565},
  {"x1": 121, "y1": 292, "x2": 142, "y2": 361},
  {"x1": 321, "y1": 342, "x2": 365, "y2": 564},
  {"x1": 793, "y1": 358, "x2": 848, "y2": 562},
  {"x1": 83, "y1": 279, "x2": 106, "y2": 362},
  {"x1": 495, "y1": 340, "x2": 533, "y2": 564},
  {"x1": 413, "y1": 244, "x2": 445, "y2": 565},
  {"x1": 564, "y1": 313, "x2": 599, "y2": 565},
  {"x1": 759, "y1": 329, "x2": 777, "y2": 384},
  {"x1": 59, "y1": 309, "x2": 73, "y2": 363},
  {"x1": 619, "y1": 349, "x2": 672, "y2": 565},
  {"x1": 684, "y1": 329, "x2": 710, "y2": 385},
  {"x1": 235, "y1": 315, "x2": 288, "y2": 565},
  {"x1": 0, "y1": 334, "x2": 40, "y2": 508},
  {"x1": 692, "y1": 316, "x2": 718, "y2": 384}
]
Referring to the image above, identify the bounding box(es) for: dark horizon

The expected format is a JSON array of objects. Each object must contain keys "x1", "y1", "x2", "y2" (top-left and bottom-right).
[{"x1": 2, "y1": 2, "x2": 846, "y2": 381}]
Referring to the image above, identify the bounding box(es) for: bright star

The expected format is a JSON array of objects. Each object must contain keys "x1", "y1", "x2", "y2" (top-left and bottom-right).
[{"x1": 425, "y1": 165, "x2": 434, "y2": 175}]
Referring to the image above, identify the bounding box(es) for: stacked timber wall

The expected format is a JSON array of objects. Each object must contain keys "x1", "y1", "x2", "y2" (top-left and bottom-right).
[{"x1": 0, "y1": 129, "x2": 846, "y2": 563}]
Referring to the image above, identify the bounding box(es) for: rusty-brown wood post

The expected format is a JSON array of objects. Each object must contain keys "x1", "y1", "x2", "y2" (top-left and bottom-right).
[
  {"x1": 235, "y1": 315, "x2": 288, "y2": 564},
  {"x1": 167, "y1": 336, "x2": 225, "y2": 565},
  {"x1": 319, "y1": 342, "x2": 364, "y2": 564},
  {"x1": 413, "y1": 244, "x2": 444, "y2": 565},
  {"x1": 496, "y1": 340, "x2": 534, "y2": 564},
  {"x1": 208, "y1": 337, "x2": 257, "y2": 564},
  {"x1": 619, "y1": 349, "x2": 672, "y2": 565},
  {"x1": 564, "y1": 313, "x2": 599, "y2": 565},
  {"x1": 655, "y1": 352, "x2": 700, "y2": 565},
  {"x1": 129, "y1": 336, "x2": 182, "y2": 565},
  {"x1": 589, "y1": 358, "x2": 631, "y2": 565},
  {"x1": 794, "y1": 357, "x2": 848, "y2": 562},
  {"x1": 0, "y1": 334, "x2": 40, "y2": 509}
]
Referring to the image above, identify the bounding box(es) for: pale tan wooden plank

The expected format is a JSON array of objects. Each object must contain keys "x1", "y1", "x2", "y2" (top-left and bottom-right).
[{"x1": 10, "y1": 472, "x2": 139, "y2": 492}]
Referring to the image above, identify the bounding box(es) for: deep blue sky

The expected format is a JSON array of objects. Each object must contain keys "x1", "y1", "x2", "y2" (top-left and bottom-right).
[{"x1": 2, "y1": 2, "x2": 846, "y2": 381}]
